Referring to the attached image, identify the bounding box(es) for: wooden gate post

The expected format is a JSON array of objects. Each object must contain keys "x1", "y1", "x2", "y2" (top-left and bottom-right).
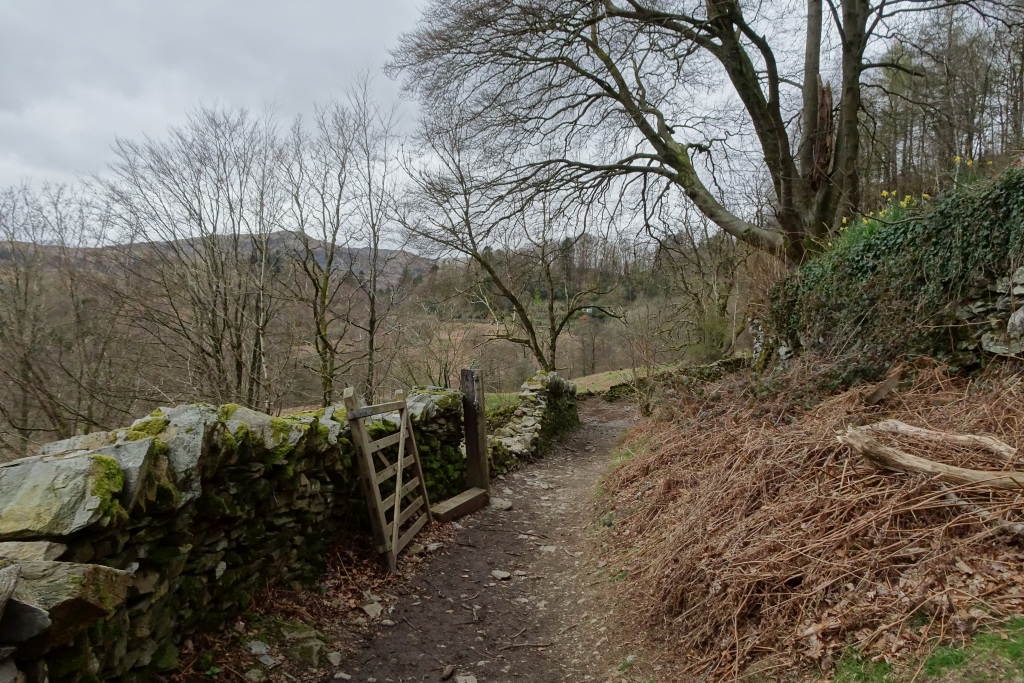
[{"x1": 461, "y1": 368, "x2": 490, "y2": 491}]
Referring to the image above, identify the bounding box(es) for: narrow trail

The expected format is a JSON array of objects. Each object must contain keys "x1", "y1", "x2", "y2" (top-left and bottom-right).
[{"x1": 346, "y1": 399, "x2": 637, "y2": 683}]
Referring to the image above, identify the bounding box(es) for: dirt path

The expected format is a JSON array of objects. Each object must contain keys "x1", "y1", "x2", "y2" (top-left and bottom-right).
[{"x1": 340, "y1": 399, "x2": 637, "y2": 683}]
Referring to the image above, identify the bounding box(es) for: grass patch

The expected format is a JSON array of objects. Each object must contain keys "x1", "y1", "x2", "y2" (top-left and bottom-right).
[
  {"x1": 485, "y1": 392, "x2": 519, "y2": 410},
  {"x1": 922, "y1": 646, "x2": 969, "y2": 676},
  {"x1": 572, "y1": 364, "x2": 676, "y2": 396},
  {"x1": 913, "y1": 618, "x2": 1024, "y2": 682},
  {"x1": 833, "y1": 653, "x2": 892, "y2": 683}
]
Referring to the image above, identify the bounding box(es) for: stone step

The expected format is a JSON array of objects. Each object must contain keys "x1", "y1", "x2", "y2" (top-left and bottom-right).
[{"x1": 431, "y1": 488, "x2": 489, "y2": 522}]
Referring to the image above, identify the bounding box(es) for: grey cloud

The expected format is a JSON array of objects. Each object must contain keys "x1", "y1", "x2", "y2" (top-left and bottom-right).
[{"x1": 0, "y1": 0, "x2": 422, "y2": 186}]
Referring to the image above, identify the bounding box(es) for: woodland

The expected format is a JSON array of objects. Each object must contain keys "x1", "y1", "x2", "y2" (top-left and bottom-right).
[{"x1": 1, "y1": 0, "x2": 1023, "y2": 467}]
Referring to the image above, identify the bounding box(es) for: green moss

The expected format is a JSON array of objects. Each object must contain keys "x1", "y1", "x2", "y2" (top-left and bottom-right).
[
  {"x1": 151, "y1": 643, "x2": 180, "y2": 671},
  {"x1": 269, "y1": 417, "x2": 292, "y2": 441},
  {"x1": 218, "y1": 426, "x2": 238, "y2": 454},
  {"x1": 90, "y1": 455, "x2": 127, "y2": 522},
  {"x1": 489, "y1": 439, "x2": 515, "y2": 474},
  {"x1": 134, "y1": 417, "x2": 169, "y2": 435},
  {"x1": 154, "y1": 480, "x2": 182, "y2": 509},
  {"x1": 285, "y1": 407, "x2": 327, "y2": 419},
  {"x1": 149, "y1": 408, "x2": 166, "y2": 417},
  {"x1": 262, "y1": 417, "x2": 311, "y2": 464},
  {"x1": 314, "y1": 422, "x2": 331, "y2": 444},
  {"x1": 486, "y1": 404, "x2": 517, "y2": 432},
  {"x1": 151, "y1": 438, "x2": 169, "y2": 459},
  {"x1": 218, "y1": 403, "x2": 242, "y2": 421}
]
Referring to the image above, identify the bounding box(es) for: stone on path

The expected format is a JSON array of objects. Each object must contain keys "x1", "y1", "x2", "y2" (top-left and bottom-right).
[
  {"x1": 491, "y1": 570, "x2": 512, "y2": 581},
  {"x1": 288, "y1": 638, "x2": 326, "y2": 667},
  {"x1": 489, "y1": 498, "x2": 513, "y2": 511}
]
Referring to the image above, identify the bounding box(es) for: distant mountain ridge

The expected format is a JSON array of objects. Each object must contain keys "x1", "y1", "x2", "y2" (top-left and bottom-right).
[{"x1": 0, "y1": 230, "x2": 437, "y2": 290}]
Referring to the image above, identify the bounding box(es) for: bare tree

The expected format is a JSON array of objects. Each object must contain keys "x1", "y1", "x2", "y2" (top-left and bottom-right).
[
  {"x1": 390, "y1": 0, "x2": 1023, "y2": 265},
  {"x1": 0, "y1": 185, "x2": 143, "y2": 457},
  {"x1": 402, "y1": 107, "x2": 620, "y2": 371},
  {"x1": 283, "y1": 103, "x2": 362, "y2": 406},
  {"x1": 100, "y1": 106, "x2": 289, "y2": 408},
  {"x1": 346, "y1": 77, "x2": 414, "y2": 399}
]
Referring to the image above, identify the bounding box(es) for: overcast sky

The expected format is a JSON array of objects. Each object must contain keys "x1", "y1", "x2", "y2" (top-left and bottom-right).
[{"x1": 0, "y1": 1, "x2": 424, "y2": 187}]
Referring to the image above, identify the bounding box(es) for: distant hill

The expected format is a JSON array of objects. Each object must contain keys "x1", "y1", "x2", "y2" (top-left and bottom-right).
[{"x1": 0, "y1": 230, "x2": 437, "y2": 291}]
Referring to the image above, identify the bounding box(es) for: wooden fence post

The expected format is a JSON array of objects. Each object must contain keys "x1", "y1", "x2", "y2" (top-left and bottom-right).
[{"x1": 461, "y1": 368, "x2": 490, "y2": 491}]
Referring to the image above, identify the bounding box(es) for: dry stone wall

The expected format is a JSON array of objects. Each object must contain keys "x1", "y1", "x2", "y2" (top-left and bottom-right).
[
  {"x1": 759, "y1": 266, "x2": 1024, "y2": 371},
  {"x1": 488, "y1": 372, "x2": 579, "y2": 473},
  {"x1": 955, "y1": 266, "x2": 1024, "y2": 358},
  {"x1": 0, "y1": 390, "x2": 464, "y2": 683}
]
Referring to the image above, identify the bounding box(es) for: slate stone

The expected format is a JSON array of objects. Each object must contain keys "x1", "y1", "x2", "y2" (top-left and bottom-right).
[
  {"x1": 982, "y1": 331, "x2": 1024, "y2": 356},
  {"x1": 91, "y1": 439, "x2": 158, "y2": 511},
  {"x1": 38, "y1": 432, "x2": 114, "y2": 458},
  {"x1": 0, "y1": 599, "x2": 51, "y2": 644},
  {"x1": 288, "y1": 638, "x2": 326, "y2": 667},
  {"x1": 0, "y1": 566, "x2": 18, "y2": 617},
  {"x1": 0, "y1": 542, "x2": 67, "y2": 562},
  {"x1": 11, "y1": 561, "x2": 130, "y2": 652},
  {"x1": 0, "y1": 658, "x2": 18, "y2": 683},
  {"x1": 0, "y1": 453, "x2": 115, "y2": 540},
  {"x1": 157, "y1": 404, "x2": 219, "y2": 505}
]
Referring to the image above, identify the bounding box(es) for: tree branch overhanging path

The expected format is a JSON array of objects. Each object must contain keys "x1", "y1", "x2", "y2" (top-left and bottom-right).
[{"x1": 389, "y1": 0, "x2": 1024, "y2": 266}]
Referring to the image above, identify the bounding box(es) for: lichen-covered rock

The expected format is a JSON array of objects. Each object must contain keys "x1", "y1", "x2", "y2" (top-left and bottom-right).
[
  {"x1": 0, "y1": 453, "x2": 125, "y2": 540},
  {"x1": 89, "y1": 440, "x2": 160, "y2": 512},
  {"x1": 981, "y1": 330, "x2": 1024, "y2": 356},
  {"x1": 12, "y1": 562, "x2": 130, "y2": 653},
  {"x1": 154, "y1": 404, "x2": 219, "y2": 505},
  {"x1": 37, "y1": 432, "x2": 113, "y2": 459}
]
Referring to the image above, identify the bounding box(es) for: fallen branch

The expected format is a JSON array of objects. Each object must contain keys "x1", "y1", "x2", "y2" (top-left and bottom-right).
[
  {"x1": 838, "y1": 427, "x2": 1024, "y2": 489},
  {"x1": 860, "y1": 419, "x2": 1017, "y2": 461}
]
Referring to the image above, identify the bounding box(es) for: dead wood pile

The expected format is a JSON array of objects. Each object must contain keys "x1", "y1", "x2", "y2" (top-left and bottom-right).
[{"x1": 604, "y1": 359, "x2": 1024, "y2": 678}]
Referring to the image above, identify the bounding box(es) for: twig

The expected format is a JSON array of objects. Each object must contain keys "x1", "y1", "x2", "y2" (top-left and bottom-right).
[{"x1": 498, "y1": 642, "x2": 553, "y2": 650}]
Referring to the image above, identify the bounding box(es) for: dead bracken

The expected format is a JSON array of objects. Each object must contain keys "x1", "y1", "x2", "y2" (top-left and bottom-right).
[{"x1": 604, "y1": 357, "x2": 1024, "y2": 679}]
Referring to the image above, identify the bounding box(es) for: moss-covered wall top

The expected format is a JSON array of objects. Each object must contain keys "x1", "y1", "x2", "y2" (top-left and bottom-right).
[{"x1": 0, "y1": 389, "x2": 464, "y2": 683}]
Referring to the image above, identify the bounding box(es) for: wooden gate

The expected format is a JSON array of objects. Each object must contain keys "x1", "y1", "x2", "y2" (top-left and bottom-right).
[{"x1": 343, "y1": 388, "x2": 433, "y2": 571}]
